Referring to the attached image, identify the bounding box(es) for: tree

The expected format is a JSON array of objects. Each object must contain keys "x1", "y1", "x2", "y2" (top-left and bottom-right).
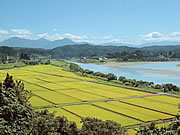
[
  {"x1": 107, "y1": 73, "x2": 117, "y2": 81},
  {"x1": 80, "y1": 117, "x2": 127, "y2": 135},
  {"x1": 94, "y1": 72, "x2": 106, "y2": 78},
  {"x1": 45, "y1": 60, "x2": 51, "y2": 65},
  {"x1": 84, "y1": 69, "x2": 94, "y2": 74},
  {"x1": 70, "y1": 63, "x2": 83, "y2": 72},
  {"x1": 0, "y1": 74, "x2": 33, "y2": 134},
  {"x1": 118, "y1": 76, "x2": 126, "y2": 82},
  {"x1": 154, "y1": 84, "x2": 162, "y2": 89},
  {"x1": 136, "y1": 116, "x2": 180, "y2": 135},
  {"x1": 162, "y1": 84, "x2": 180, "y2": 92},
  {"x1": 20, "y1": 53, "x2": 30, "y2": 60}
]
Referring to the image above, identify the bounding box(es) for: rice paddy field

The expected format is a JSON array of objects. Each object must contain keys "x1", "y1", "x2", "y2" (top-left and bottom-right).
[{"x1": 0, "y1": 65, "x2": 179, "y2": 134}]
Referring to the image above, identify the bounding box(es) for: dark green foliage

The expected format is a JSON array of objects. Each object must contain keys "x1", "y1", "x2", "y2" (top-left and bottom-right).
[
  {"x1": 7, "y1": 57, "x2": 16, "y2": 63},
  {"x1": 3, "y1": 73, "x2": 15, "y2": 89},
  {"x1": 2, "y1": 44, "x2": 180, "y2": 60},
  {"x1": 119, "y1": 76, "x2": 126, "y2": 82},
  {"x1": 83, "y1": 69, "x2": 94, "y2": 74},
  {"x1": 51, "y1": 44, "x2": 136, "y2": 58},
  {"x1": 0, "y1": 74, "x2": 33, "y2": 134},
  {"x1": 80, "y1": 117, "x2": 127, "y2": 135},
  {"x1": 24, "y1": 60, "x2": 38, "y2": 65},
  {"x1": 0, "y1": 53, "x2": 7, "y2": 64},
  {"x1": 0, "y1": 46, "x2": 17, "y2": 57},
  {"x1": 24, "y1": 60, "x2": 51, "y2": 66},
  {"x1": 20, "y1": 53, "x2": 30, "y2": 60},
  {"x1": 31, "y1": 110, "x2": 56, "y2": 134},
  {"x1": 14, "y1": 80, "x2": 32, "y2": 104},
  {"x1": 44, "y1": 60, "x2": 51, "y2": 65},
  {"x1": 107, "y1": 73, "x2": 117, "y2": 81},
  {"x1": 70, "y1": 63, "x2": 84, "y2": 72},
  {"x1": 154, "y1": 84, "x2": 162, "y2": 89},
  {"x1": 3, "y1": 73, "x2": 31, "y2": 104},
  {"x1": 93, "y1": 72, "x2": 107, "y2": 78},
  {"x1": 55, "y1": 115, "x2": 79, "y2": 135},
  {"x1": 136, "y1": 116, "x2": 180, "y2": 135},
  {"x1": 118, "y1": 75, "x2": 179, "y2": 92},
  {"x1": 162, "y1": 84, "x2": 180, "y2": 92},
  {"x1": 31, "y1": 110, "x2": 79, "y2": 135}
]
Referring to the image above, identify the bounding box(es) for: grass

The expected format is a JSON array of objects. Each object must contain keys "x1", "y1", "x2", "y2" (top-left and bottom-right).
[
  {"x1": 0, "y1": 62, "x2": 25, "y2": 69},
  {"x1": 63, "y1": 104, "x2": 141, "y2": 126}
]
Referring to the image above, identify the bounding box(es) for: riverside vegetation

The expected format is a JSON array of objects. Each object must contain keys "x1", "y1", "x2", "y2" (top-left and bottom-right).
[
  {"x1": 0, "y1": 60, "x2": 180, "y2": 134},
  {"x1": 69, "y1": 63, "x2": 180, "y2": 93}
]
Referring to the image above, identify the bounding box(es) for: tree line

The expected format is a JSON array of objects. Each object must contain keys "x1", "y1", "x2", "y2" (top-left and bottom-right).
[{"x1": 2, "y1": 45, "x2": 180, "y2": 60}]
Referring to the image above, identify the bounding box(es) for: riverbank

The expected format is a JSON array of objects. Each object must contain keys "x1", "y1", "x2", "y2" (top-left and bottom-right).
[{"x1": 102, "y1": 61, "x2": 180, "y2": 77}]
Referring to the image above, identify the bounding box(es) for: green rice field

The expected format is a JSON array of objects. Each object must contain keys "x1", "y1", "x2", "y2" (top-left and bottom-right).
[{"x1": 0, "y1": 65, "x2": 179, "y2": 134}]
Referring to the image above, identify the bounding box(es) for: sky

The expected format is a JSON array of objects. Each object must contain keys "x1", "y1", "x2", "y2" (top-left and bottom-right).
[{"x1": 0, "y1": 0, "x2": 180, "y2": 45}]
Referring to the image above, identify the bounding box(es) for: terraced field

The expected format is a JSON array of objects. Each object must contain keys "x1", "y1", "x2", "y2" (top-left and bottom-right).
[{"x1": 0, "y1": 65, "x2": 179, "y2": 134}]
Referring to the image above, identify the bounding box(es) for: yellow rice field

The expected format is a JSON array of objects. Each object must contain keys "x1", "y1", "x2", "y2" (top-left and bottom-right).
[{"x1": 0, "y1": 65, "x2": 179, "y2": 133}]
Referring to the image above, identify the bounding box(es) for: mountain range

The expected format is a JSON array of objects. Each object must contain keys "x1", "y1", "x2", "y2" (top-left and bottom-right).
[{"x1": 0, "y1": 37, "x2": 180, "y2": 49}]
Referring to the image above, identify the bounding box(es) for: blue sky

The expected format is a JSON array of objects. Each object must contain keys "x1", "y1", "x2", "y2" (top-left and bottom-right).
[{"x1": 0, "y1": 0, "x2": 180, "y2": 44}]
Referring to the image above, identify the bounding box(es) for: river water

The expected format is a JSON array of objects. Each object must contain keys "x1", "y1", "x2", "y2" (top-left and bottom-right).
[{"x1": 73, "y1": 62, "x2": 180, "y2": 86}]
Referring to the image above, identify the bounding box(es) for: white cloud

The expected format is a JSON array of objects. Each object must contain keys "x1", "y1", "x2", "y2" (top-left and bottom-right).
[
  {"x1": 11, "y1": 29, "x2": 32, "y2": 35},
  {"x1": 10, "y1": 34, "x2": 32, "y2": 39},
  {"x1": 63, "y1": 33, "x2": 88, "y2": 40},
  {"x1": 170, "y1": 32, "x2": 180, "y2": 37},
  {"x1": 37, "y1": 33, "x2": 89, "y2": 41},
  {"x1": 37, "y1": 33, "x2": 63, "y2": 41},
  {"x1": 0, "y1": 29, "x2": 9, "y2": 34},
  {"x1": 144, "y1": 32, "x2": 163, "y2": 40},
  {"x1": 140, "y1": 32, "x2": 180, "y2": 43},
  {"x1": 104, "y1": 35, "x2": 113, "y2": 39},
  {"x1": 109, "y1": 38, "x2": 121, "y2": 43}
]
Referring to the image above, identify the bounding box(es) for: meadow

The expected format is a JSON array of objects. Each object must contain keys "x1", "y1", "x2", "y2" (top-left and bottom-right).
[{"x1": 0, "y1": 65, "x2": 179, "y2": 133}]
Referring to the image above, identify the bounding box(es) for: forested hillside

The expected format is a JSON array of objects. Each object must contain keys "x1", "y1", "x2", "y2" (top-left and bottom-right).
[{"x1": 1, "y1": 44, "x2": 180, "y2": 59}]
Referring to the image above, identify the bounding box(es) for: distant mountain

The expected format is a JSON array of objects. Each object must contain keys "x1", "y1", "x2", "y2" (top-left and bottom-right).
[
  {"x1": 0, "y1": 37, "x2": 50, "y2": 49},
  {"x1": 51, "y1": 44, "x2": 137, "y2": 58},
  {"x1": 0, "y1": 37, "x2": 92, "y2": 49},
  {"x1": 99, "y1": 42, "x2": 136, "y2": 47},
  {"x1": 1, "y1": 37, "x2": 180, "y2": 49},
  {"x1": 1, "y1": 44, "x2": 180, "y2": 58},
  {"x1": 45, "y1": 38, "x2": 76, "y2": 49},
  {"x1": 142, "y1": 41, "x2": 180, "y2": 47}
]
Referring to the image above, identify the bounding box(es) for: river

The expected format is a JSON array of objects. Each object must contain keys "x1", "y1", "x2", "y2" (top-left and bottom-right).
[{"x1": 72, "y1": 61, "x2": 180, "y2": 86}]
